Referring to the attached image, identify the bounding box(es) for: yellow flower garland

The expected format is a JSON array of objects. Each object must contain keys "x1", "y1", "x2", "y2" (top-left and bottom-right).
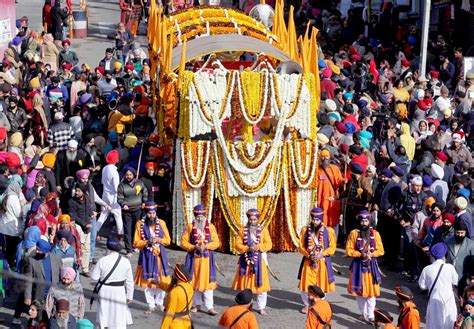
[{"x1": 239, "y1": 71, "x2": 266, "y2": 122}]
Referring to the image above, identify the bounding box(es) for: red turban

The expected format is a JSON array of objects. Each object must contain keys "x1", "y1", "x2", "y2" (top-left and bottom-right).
[{"x1": 106, "y1": 150, "x2": 119, "y2": 164}]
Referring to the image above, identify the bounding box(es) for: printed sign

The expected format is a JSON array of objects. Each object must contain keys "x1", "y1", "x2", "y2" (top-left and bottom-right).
[{"x1": 0, "y1": 18, "x2": 11, "y2": 44}]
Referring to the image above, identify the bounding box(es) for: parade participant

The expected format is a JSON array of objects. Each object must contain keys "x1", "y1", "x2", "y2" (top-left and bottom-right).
[
  {"x1": 48, "y1": 298, "x2": 77, "y2": 329},
  {"x1": 317, "y1": 149, "x2": 344, "y2": 237},
  {"x1": 96, "y1": 150, "x2": 123, "y2": 237},
  {"x1": 232, "y1": 209, "x2": 272, "y2": 315},
  {"x1": 117, "y1": 166, "x2": 148, "y2": 257},
  {"x1": 133, "y1": 201, "x2": 171, "y2": 313},
  {"x1": 45, "y1": 266, "x2": 85, "y2": 321},
  {"x1": 305, "y1": 285, "x2": 333, "y2": 329},
  {"x1": 160, "y1": 264, "x2": 194, "y2": 329},
  {"x1": 346, "y1": 210, "x2": 385, "y2": 323},
  {"x1": 180, "y1": 204, "x2": 221, "y2": 316},
  {"x1": 91, "y1": 235, "x2": 134, "y2": 329},
  {"x1": 373, "y1": 308, "x2": 396, "y2": 328},
  {"x1": 418, "y1": 242, "x2": 458, "y2": 329},
  {"x1": 219, "y1": 289, "x2": 259, "y2": 329},
  {"x1": 394, "y1": 286, "x2": 420, "y2": 329},
  {"x1": 298, "y1": 208, "x2": 336, "y2": 314}
]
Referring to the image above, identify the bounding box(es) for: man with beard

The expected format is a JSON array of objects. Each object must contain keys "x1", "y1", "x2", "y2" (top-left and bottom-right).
[
  {"x1": 305, "y1": 285, "x2": 333, "y2": 328},
  {"x1": 417, "y1": 203, "x2": 444, "y2": 250},
  {"x1": 346, "y1": 210, "x2": 385, "y2": 323},
  {"x1": 394, "y1": 286, "x2": 420, "y2": 329},
  {"x1": 180, "y1": 205, "x2": 221, "y2": 316},
  {"x1": 232, "y1": 209, "x2": 272, "y2": 315},
  {"x1": 317, "y1": 149, "x2": 344, "y2": 239},
  {"x1": 446, "y1": 221, "x2": 474, "y2": 296},
  {"x1": 432, "y1": 213, "x2": 456, "y2": 245},
  {"x1": 444, "y1": 132, "x2": 474, "y2": 167},
  {"x1": 117, "y1": 167, "x2": 148, "y2": 257},
  {"x1": 24, "y1": 239, "x2": 62, "y2": 305},
  {"x1": 400, "y1": 175, "x2": 426, "y2": 281},
  {"x1": 297, "y1": 208, "x2": 336, "y2": 314},
  {"x1": 343, "y1": 162, "x2": 373, "y2": 236},
  {"x1": 54, "y1": 139, "x2": 83, "y2": 189},
  {"x1": 48, "y1": 299, "x2": 77, "y2": 329},
  {"x1": 76, "y1": 169, "x2": 110, "y2": 265},
  {"x1": 77, "y1": 134, "x2": 103, "y2": 189},
  {"x1": 96, "y1": 150, "x2": 123, "y2": 239},
  {"x1": 133, "y1": 202, "x2": 171, "y2": 313},
  {"x1": 372, "y1": 168, "x2": 402, "y2": 268},
  {"x1": 160, "y1": 264, "x2": 193, "y2": 329},
  {"x1": 141, "y1": 162, "x2": 171, "y2": 220},
  {"x1": 68, "y1": 184, "x2": 95, "y2": 277},
  {"x1": 46, "y1": 267, "x2": 85, "y2": 321}
]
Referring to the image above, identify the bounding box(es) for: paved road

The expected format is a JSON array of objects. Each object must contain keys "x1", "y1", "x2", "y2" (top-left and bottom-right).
[{"x1": 8, "y1": 1, "x2": 430, "y2": 328}]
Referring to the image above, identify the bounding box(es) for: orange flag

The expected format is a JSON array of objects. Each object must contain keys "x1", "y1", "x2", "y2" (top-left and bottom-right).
[{"x1": 287, "y1": 6, "x2": 298, "y2": 62}]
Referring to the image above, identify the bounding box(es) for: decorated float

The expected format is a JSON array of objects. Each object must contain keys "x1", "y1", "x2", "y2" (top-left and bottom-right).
[{"x1": 147, "y1": 1, "x2": 321, "y2": 252}]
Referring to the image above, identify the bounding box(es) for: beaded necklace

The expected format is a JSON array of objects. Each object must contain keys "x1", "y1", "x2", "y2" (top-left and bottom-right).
[
  {"x1": 140, "y1": 218, "x2": 160, "y2": 251},
  {"x1": 243, "y1": 224, "x2": 262, "y2": 266},
  {"x1": 307, "y1": 224, "x2": 325, "y2": 261},
  {"x1": 356, "y1": 227, "x2": 375, "y2": 254}
]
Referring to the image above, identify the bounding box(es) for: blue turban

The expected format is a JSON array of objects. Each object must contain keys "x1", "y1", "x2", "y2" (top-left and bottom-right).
[
  {"x1": 350, "y1": 162, "x2": 364, "y2": 174},
  {"x1": 25, "y1": 226, "x2": 41, "y2": 249},
  {"x1": 193, "y1": 204, "x2": 207, "y2": 216},
  {"x1": 144, "y1": 201, "x2": 158, "y2": 212},
  {"x1": 408, "y1": 35, "x2": 417, "y2": 46},
  {"x1": 357, "y1": 210, "x2": 371, "y2": 220},
  {"x1": 310, "y1": 207, "x2": 324, "y2": 220},
  {"x1": 318, "y1": 60, "x2": 326, "y2": 69},
  {"x1": 328, "y1": 112, "x2": 341, "y2": 122},
  {"x1": 12, "y1": 36, "x2": 22, "y2": 46},
  {"x1": 37, "y1": 239, "x2": 52, "y2": 254},
  {"x1": 343, "y1": 92, "x2": 353, "y2": 101},
  {"x1": 391, "y1": 166, "x2": 404, "y2": 177},
  {"x1": 359, "y1": 130, "x2": 373, "y2": 139},
  {"x1": 430, "y1": 242, "x2": 447, "y2": 260},
  {"x1": 422, "y1": 175, "x2": 433, "y2": 187},
  {"x1": 381, "y1": 168, "x2": 393, "y2": 178},
  {"x1": 360, "y1": 137, "x2": 370, "y2": 149},
  {"x1": 246, "y1": 208, "x2": 261, "y2": 218},
  {"x1": 345, "y1": 122, "x2": 356, "y2": 134},
  {"x1": 457, "y1": 188, "x2": 471, "y2": 200},
  {"x1": 108, "y1": 130, "x2": 118, "y2": 142}
]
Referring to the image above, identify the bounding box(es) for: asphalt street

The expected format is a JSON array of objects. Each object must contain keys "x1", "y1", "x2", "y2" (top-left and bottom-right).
[{"x1": 5, "y1": 1, "x2": 430, "y2": 327}]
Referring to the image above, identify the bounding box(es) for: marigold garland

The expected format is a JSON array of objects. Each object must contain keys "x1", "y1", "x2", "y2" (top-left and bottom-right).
[
  {"x1": 232, "y1": 142, "x2": 271, "y2": 169},
  {"x1": 288, "y1": 139, "x2": 318, "y2": 188},
  {"x1": 180, "y1": 140, "x2": 211, "y2": 189}
]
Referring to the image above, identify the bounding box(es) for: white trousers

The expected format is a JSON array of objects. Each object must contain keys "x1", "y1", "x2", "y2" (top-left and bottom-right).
[
  {"x1": 300, "y1": 291, "x2": 310, "y2": 306},
  {"x1": 254, "y1": 292, "x2": 267, "y2": 310},
  {"x1": 144, "y1": 288, "x2": 166, "y2": 308},
  {"x1": 75, "y1": 225, "x2": 90, "y2": 273},
  {"x1": 193, "y1": 290, "x2": 214, "y2": 311},
  {"x1": 96, "y1": 204, "x2": 124, "y2": 235},
  {"x1": 356, "y1": 296, "x2": 376, "y2": 320}
]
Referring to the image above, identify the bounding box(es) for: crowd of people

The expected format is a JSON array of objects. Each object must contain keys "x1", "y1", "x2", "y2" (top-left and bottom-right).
[{"x1": 0, "y1": 0, "x2": 473, "y2": 328}]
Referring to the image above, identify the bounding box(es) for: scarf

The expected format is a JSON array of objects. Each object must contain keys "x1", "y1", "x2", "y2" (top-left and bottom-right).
[
  {"x1": 32, "y1": 94, "x2": 48, "y2": 129},
  {"x1": 185, "y1": 220, "x2": 216, "y2": 283},
  {"x1": 349, "y1": 228, "x2": 382, "y2": 293},
  {"x1": 297, "y1": 225, "x2": 335, "y2": 284},
  {"x1": 239, "y1": 225, "x2": 263, "y2": 287},
  {"x1": 137, "y1": 219, "x2": 169, "y2": 279}
]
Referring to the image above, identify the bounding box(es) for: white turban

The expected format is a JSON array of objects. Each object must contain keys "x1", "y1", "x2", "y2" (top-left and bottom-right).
[
  {"x1": 68, "y1": 139, "x2": 78, "y2": 149},
  {"x1": 431, "y1": 163, "x2": 444, "y2": 180},
  {"x1": 411, "y1": 175, "x2": 423, "y2": 185}
]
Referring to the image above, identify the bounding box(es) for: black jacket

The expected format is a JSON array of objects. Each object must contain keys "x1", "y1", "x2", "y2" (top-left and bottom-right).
[{"x1": 68, "y1": 193, "x2": 94, "y2": 230}]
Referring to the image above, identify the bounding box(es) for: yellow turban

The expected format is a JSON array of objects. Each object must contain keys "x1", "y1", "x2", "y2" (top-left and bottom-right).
[
  {"x1": 113, "y1": 61, "x2": 122, "y2": 70},
  {"x1": 58, "y1": 214, "x2": 71, "y2": 222},
  {"x1": 30, "y1": 76, "x2": 41, "y2": 89},
  {"x1": 319, "y1": 149, "x2": 331, "y2": 158},
  {"x1": 424, "y1": 197, "x2": 436, "y2": 208},
  {"x1": 9, "y1": 132, "x2": 23, "y2": 147},
  {"x1": 42, "y1": 153, "x2": 56, "y2": 168}
]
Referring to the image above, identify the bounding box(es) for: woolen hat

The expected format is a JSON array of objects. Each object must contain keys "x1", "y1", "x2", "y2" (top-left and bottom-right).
[
  {"x1": 430, "y1": 242, "x2": 448, "y2": 259},
  {"x1": 308, "y1": 285, "x2": 325, "y2": 299},
  {"x1": 235, "y1": 289, "x2": 253, "y2": 305}
]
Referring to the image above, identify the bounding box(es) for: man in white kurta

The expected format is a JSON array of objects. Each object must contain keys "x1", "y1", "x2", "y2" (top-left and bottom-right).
[
  {"x1": 96, "y1": 150, "x2": 123, "y2": 235},
  {"x1": 418, "y1": 242, "x2": 458, "y2": 329},
  {"x1": 91, "y1": 236, "x2": 134, "y2": 329}
]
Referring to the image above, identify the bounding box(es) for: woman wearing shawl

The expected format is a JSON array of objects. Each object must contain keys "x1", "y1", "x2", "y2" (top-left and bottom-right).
[
  {"x1": 133, "y1": 202, "x2": 171, "y2": 313},
  {"x1": 399, "y1": 122, "x2": 416, "y2": 161},
  {"x1": 31, "y1": 93, "x2": 48, "y2": 147},
  {"x1": 57, "y1": 214, "x2": 82, "y2": 268},
  {"x1": 41, "y1": 33, "x2": 59, "y2": 72},
  {"x1": 393, "y1": 79, "x2": 410, "y2": 120}
]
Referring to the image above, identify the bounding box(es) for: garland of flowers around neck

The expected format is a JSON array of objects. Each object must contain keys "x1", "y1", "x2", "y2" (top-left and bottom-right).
[
  {"x1": 307, "y1": 224, "x2": 324, "y2": 252},
  {"x1": 357, "y1": 227, "x2": 375, "y2": 254},
  {"x1": 288, "y1": 139, "x2": 318, "y2": 188},
  {"x1": 140, "y1": 218, "x2": 160, "y2": 252},
  {"x1": 180, "y1": 140, "x2": 210, "y2": 188},
  {"x1": 243, "y1": 224, "x2": 262, "y2": 266},
  {"x1": 237, "y1": 71, "x2": 269, "y2": 125}
]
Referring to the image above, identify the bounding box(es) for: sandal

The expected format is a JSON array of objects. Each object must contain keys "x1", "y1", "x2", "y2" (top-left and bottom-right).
[
  {"x1": 300, "y1": 306, "x2": 308, "y2": 314},
  {"x1": 126, "y1": 252, "x2": 133, "y2": 258},
  {"x1": 144, "y1": 308, "x2": 155, "y2": 314}
]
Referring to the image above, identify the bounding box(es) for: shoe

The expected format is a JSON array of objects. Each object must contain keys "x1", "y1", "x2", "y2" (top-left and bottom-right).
[
  {"x1": 300, "y1": 306, "x2": 308, "y2": 314},
  {"x1": 190, "y1": 306, "x2": 200, "y2": 313},
  {"x1": 257, "y1": 309, "x2": 267, "y2": 315},
  {"x1": 144, "y1": 307, "x2": 155, "y2": 314},
  {"x1": 11, "y1": 318, "x2": 21, "y2": 325},
  {"x1": 207, "y1": 309, "x2": 218, "y2": 316},
  {"x1": 126, "y1": 253, "x2": 133, "y2": 259}
]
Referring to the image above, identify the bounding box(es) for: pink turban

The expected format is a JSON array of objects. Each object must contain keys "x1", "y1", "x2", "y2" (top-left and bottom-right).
[
  {"x1": 76, "y1": 169, "x2": 90, "y2": 179},
  {"x1": 61, "y1": 266, "x2": 77, "y2": 280}
]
